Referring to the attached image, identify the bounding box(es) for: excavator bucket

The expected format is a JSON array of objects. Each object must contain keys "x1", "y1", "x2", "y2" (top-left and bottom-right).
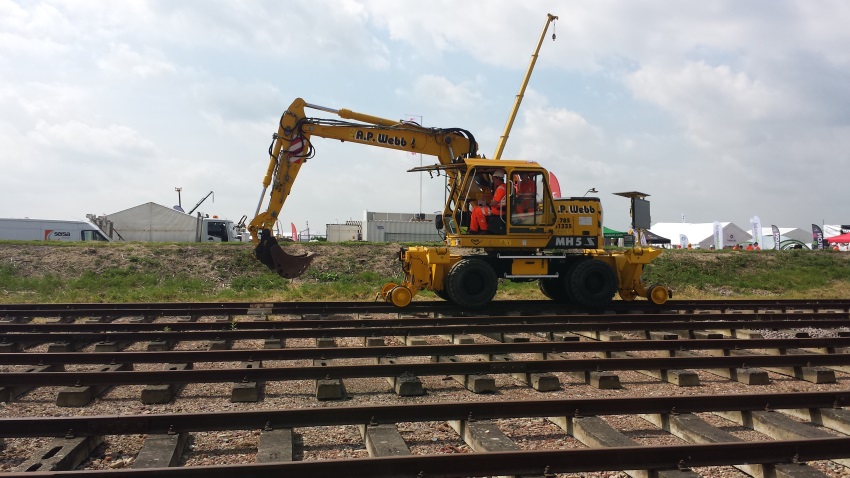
[{"x1": 254, "y1": 229, "x2": 315, "y2": 279}]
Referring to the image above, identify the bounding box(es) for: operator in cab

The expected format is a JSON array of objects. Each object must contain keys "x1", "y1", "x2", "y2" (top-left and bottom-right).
[{"x1": 488, "y1": 169, "x2": 507, "y2": 234}]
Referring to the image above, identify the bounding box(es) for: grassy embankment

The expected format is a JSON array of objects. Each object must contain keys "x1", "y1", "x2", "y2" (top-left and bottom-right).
[{"x1": 1, "y1": 241, "x2": 849, "y2": 303}]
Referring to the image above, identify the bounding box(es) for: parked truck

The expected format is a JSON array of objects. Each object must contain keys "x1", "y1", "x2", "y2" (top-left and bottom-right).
[
  {"x1": 0, "y1": 218, "x2": 110, "y2": 242},
  {"x1": 92, "y1": 202, "x2": 244, "y2": 242}
]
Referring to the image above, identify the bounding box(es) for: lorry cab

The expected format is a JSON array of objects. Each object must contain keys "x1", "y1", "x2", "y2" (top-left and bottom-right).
[
  {"x1": 0, "y1": 219, "x2": 111, "y2": 242},
  {"x1": 202, "y1": 218, "x2": 244, "y2": 242}
]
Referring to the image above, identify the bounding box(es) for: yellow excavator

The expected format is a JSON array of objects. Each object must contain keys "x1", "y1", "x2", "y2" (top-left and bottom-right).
[
  {"x1": 248, "y1": 13, "x2": 668, "y2": 309},
  {"x1": 247, "y1": 97, "x2": 669, "y2": 309}
]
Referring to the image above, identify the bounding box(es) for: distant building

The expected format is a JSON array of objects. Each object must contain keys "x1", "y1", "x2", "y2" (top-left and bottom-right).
[
  {"x1": 650, "y1": 222, "x2": 750, "y2": 249},
  {"x1": 326, "y1": 221, "x2": 362, "y2": 242},
  {"x1": 362, "y1": 211, "x2": 442, "y2": 243}
]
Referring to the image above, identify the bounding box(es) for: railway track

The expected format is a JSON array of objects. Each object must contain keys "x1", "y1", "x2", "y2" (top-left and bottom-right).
[
  {"x1": 2, "y1": 299, "x2": 850, "y2": 477},
  {"x1": 1, "y1": 297, "x2": 849, "y2": 319}
]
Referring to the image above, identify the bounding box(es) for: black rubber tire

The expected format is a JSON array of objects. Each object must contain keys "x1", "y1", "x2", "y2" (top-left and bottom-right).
[
  {"x1": 560, "y1": 259, "x2": 588, "y2": 303},
  {"x1": 446, "y1": 259, "x2": 498, "y2": 309},
  {"x1": 569, "y1": 259, "x2": 617, "y2": 308},
  {"x1": 433, "y1": 289, "x2": 453, "y2": 303},
  {"x1": 538, "y1": 277, "x2": 568, "y2": 302}
]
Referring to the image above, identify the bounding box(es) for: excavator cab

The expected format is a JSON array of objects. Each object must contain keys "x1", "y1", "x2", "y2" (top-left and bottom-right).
[{"x1": 438, "y1": 160, "x2": 560, "y2": 246}]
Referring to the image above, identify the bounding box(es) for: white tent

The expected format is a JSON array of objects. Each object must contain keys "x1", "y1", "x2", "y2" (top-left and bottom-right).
[
  {"x1": 823, "y1": 225, "x2": 850, "y2": 237},
  {"x1": 650, "y1": 222, "x2": 750, "y2": 249},
  {"x1": 758, "y1": 227, "x2": 812, "y2": 250},
  {"x1": 106, "y1": 202, "x2": 202, "y2": 241}
]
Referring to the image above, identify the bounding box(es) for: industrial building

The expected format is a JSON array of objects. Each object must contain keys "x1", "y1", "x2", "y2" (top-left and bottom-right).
[{"x1": 325, "y1": 211, "x2": 443, "y2": 243}]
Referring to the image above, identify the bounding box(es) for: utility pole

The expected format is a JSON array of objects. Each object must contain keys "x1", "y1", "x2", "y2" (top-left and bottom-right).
[
  {"x1": 405, "y1": 114, "x2": 424, "y2": 217},
  {"x1": 175, "y1": 187, "x2": 182, "y2": 208}
]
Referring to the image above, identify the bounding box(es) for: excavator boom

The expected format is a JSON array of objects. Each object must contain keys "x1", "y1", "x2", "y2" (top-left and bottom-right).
[{"x1": 249, "y1": 98, "x2": 478, "y2": 278}]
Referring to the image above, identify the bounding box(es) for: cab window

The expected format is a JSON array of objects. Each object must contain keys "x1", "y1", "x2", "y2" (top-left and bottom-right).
[
  {"x1": 82, "y1": 230, "x2": 109, "y2": 241},
  {"x1": 509, "y1": 171, "x2": 553, "y2": 226}
]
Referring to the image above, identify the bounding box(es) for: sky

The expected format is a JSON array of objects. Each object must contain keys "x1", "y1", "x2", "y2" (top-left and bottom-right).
[{"x1": 2, "y1": 1, "x2": 849, "y2": 237}]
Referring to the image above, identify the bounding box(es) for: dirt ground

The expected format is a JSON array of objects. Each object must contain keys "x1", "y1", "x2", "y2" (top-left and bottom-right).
[{"x1": 0, "y1": 241, "x2": 402, "y2": 283}]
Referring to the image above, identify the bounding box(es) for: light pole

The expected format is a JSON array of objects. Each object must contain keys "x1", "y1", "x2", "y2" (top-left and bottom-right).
[
  {"x1": 175, "y1": 187, "x2": 182, "y2": 207},
  {"x1": 405, "y1": 114, "x2": 423, "y2": 217},
  {"x1": 583, "y1": 188, "x2": 598, "y2": 197}
]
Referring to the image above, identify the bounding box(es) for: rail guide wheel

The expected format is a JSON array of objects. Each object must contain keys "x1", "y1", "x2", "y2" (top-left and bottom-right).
[
  {"x1": 389, "y1": 285, "x2": 412, "y2": 307},
  {"x1": 647, "y1": 285, "x2": 669, "y2": 305},
  {"x1": 380, "y1": 282, "x2": 397, "y2": 302}
]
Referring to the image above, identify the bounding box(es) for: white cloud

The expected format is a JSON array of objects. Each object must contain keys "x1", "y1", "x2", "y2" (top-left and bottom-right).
[
  {"x1": 409, "y1": 75, "x2": 483, "y2": 111},
  {"x1": 626, "y1": 62, "x2": 781, "y2": 148},
  {"x1": 28, "y1": 120, "x2": 158, "y2": 159},
  {"x1": 97, "y1": 43, "x2": 176, "y2": 78}
]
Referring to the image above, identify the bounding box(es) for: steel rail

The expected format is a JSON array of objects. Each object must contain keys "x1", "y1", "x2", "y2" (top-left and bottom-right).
[
  {"x1": 2, "y1": 298, "x2": 848, "y2": 317},
  {"x1": 4, "y1": 318, "x2": 850, "y2": 343},
  {"x1": 2, "y1": 337, "x2": 850, "y2": 366},
  {"x1": 3, "y1": 438, "x2": 850, "y2": 478},
  {"x1": 4, "y1": 353, "x2": 850, "y2": 387},
  {"x1": 2, "y1": 310, "x2": 848, "y2": 332},
  {"x1": 2, "y1": 390, "x2": 849, "y2": 437}
]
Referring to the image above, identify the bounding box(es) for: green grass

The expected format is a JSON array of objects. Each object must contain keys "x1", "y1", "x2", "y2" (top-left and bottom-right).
[
  {"x1": 1, "y1": 242, "x2": 848, "y2": 303},
  {"x1": 642, "y1": 249, "x2": 850, "y2": 297}
]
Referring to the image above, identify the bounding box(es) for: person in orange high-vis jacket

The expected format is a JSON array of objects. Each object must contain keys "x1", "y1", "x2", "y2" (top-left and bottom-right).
[
  {"x1": 469, "y1": 200, "x2": 491, "y2": 234},
  {"x1": 514, "y1": 172, "x2": 536, "y2": 215},
  {"x1": 488, "y1": 170, "x2": 507, "y2": 234}
]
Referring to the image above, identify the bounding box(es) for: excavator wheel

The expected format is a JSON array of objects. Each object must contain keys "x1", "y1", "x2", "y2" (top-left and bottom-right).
[
  {"x1": 538, "y1": 277, "x2": 568, "y2": 302},
  {"x1": 433, "y1": 289, "x2": 453, "y2": 303},
  {"x1": 569, "y1": 259, "x2": 617, "y2": 308},
  {"x1": 647, "y1": 285, "x2": 669, "y2": 305},
  {"x1": 446, "y1": 258, "x2": 497, "y2": 309},
  {"x1": 254, "y1": 229, "x2": 315, "y2": 279},
  {"x1": 560, "y1": 259, "x2": 588, "y2": 304}
]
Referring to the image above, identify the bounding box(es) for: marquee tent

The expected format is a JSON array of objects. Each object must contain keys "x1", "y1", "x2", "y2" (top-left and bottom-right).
[
  {"x1": 643, "y1": 230, "x2": 671, "y2": 245},
  {"x1": 603, "y1": 226, "x2": 626, "y2": 238},
  {"x1": 650, "y1": 222, "x2": 750, "y2": 249},
  {"x1": 826, "y1": 232, "x2": 850, "y2": 244},
  {"x1": 603, "y1": 226, "x2": 627, "y2": 246}
]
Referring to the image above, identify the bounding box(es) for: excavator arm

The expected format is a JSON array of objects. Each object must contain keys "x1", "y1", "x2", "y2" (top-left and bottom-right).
[{"x1": 249, "y1": 97, "x2": 479, "y2": 278}]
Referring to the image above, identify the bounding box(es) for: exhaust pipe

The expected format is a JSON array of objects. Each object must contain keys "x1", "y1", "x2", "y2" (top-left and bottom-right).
[{"x1": 254, "y1": 229, "x2": 315, "y2": 279}]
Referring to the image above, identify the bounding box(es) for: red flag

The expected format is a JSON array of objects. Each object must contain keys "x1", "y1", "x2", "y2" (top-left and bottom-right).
[
  {"x1": 549, "y1": 172, "x2": 561, "y2": 198},
  {"x1": 291, "y1": 223, "x2": 298, "y2": 242}
]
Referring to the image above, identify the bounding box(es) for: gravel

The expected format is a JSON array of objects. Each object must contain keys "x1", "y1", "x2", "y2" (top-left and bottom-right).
[{"x1": 2, "y1": 315, "x2": 850, "y2": 477}]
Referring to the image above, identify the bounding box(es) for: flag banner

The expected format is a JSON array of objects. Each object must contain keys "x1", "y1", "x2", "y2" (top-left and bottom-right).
[
  {"x1": 750, "y1": 216, "x2": 763, "y2": 247},
  {"x1": 771, "y1": 225, "x2": 781, "y2": 250},
  {"x1": 291, "y1": 222, "x2": 298, "y2": 242},
  {"x1": 713, "y1": 222, "x2": 722, "y2": 250},
  {"x1": 679, "y1": 234, "x2": 689, "y2": 249},
  {"x1": 549, "y1": 172, "x2": 561, "y2": 198},
  {"x1": 812, "y1": 224, "x2": 824, "y2": 250}
]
